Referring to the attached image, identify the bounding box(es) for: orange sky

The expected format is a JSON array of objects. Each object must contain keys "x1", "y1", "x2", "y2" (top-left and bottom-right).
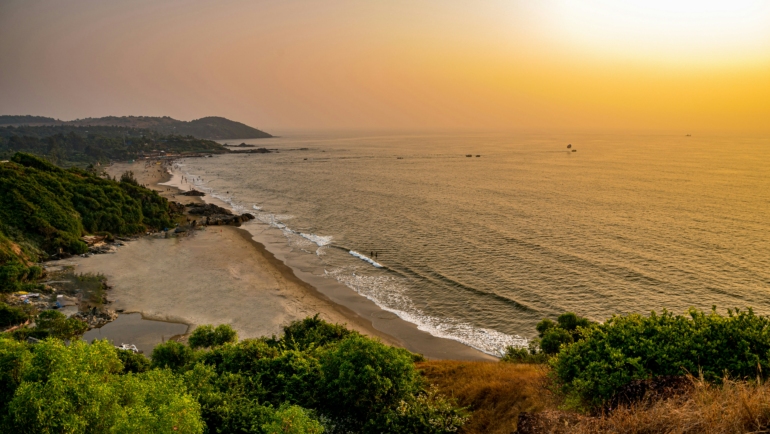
[{"x1": 1, "y1": 0, "x2": 769, "y2": 132}]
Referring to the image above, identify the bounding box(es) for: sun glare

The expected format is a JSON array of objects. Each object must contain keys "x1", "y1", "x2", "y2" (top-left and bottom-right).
[{"x1": 548, "y1": 0, "x2": 770, "y2": 64}]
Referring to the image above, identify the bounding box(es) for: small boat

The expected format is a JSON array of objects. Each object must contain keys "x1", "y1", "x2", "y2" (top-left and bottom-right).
[
  {"x1": 476, "y1": 155, "x2": 481, "y2": 157},
  {"x1": 465, "y1": 154, "x2": 472, "y2": 157}
]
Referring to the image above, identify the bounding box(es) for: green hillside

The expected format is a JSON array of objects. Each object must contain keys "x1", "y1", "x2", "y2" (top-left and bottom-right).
[
  {"x1": 0, "y1": 153, "x2": 175, "y2": 291},
  {"x1": 0, "y1": 125, "x2": 229, "y2": 166}
]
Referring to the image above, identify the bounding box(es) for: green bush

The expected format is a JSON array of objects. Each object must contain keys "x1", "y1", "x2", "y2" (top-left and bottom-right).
[
  {"x1": 319, "y1": 335, "x2": 421, "y2": 431},
  {"x1": 0, "y1": 153, "x2": 176, "y2": 291},
  {"x1": 117, "y1": 349, "x2": 151, "y2": 374},
  {"x1": 0, "y1": 303, "x2": 29, "y2": 328},
  {"x1": 151, "y1": 340, "x2": 196, "y2": 372},
  {"x1": 385, "y1": 385, "x2": 468, "y2": 434},
  {"x1": 188, "y1": 324, "x2": 238, "y2": 349},
  {"x1": 501, "y1": 346, "x2": 548, "y2": 364},
  {"x1": 0, "y1": 338, "x2": 203, "y2": 433},
  {"x1": 34, "y1": 310, "x2": 88, "y2": 340},
  {"x1": 268, "y1": 313, "x2": 356, "y2": 351},
  {"x1": 552, "y1": 307, "x2": 770, "y2": 408},
  {"x1": 261, "y1": 404, "x2": 324, "y2": 434},
  {"x1": 2, "y1": 318, "x2": 467, "y2": 434},
  {"x1": 533, "y1": 312, "x2": 593, "y2": 355}
]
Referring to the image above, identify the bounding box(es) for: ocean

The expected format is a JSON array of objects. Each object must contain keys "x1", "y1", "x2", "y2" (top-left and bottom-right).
[{"x1": 170, "y1": 131, "x2": 769, "y2": 356}]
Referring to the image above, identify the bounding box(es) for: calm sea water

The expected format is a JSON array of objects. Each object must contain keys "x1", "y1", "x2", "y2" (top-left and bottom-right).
[{"x1": 172, "y1": 131, "x2": 769, "y2": 355}]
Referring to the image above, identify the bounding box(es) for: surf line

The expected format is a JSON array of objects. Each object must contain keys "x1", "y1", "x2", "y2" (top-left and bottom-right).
[{"x1": 348, "y1": 250, "x2": 383, "y2": 268}]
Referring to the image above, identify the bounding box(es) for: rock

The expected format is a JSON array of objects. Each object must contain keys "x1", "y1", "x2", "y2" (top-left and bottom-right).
[
  {"x1": 181, "y1": 190, "x2": 205, "y2": 196},
  {"x1": 187, "y1": 203, "x2": 233, "y2": 216}
]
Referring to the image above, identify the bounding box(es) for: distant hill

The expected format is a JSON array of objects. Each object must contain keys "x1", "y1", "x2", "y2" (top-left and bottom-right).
[
  {"x1": 0, "y1": 125, "x2": 230, "y2": 166},
  {"x1": 0, "y1": 115, "x2": 60, "y2": 125},
  {"x1": 0, "y1": 115, "x2": 272, "y2": 139}
]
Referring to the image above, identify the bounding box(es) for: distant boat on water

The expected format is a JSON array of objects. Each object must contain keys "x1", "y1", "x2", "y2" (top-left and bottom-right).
[{"x1": 686, "y1": 134, "x2": 692, "y2": 137}]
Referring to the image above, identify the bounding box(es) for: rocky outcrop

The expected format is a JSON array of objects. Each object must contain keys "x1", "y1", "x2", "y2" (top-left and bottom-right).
[{"x1": 186, "y1": 203, "x2": 254, "y2": 226}]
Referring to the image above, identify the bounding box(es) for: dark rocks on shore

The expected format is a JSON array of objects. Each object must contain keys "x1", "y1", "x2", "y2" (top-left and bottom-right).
[
  {"x1": 187, "y1": 203, "x2": 233, "y2": 216},
  {"x1": 230, "y1": 143, "x2": 256, "y2": 148},
  {"x1": 181, "y1": 190, "x2": 206, "y2": 196},
  {"x1": 230, "y1": 147, "x2": 271, "y2": 154},
  {"x1": 186, "y1": 203, "x2": 255, "y2": 226}
]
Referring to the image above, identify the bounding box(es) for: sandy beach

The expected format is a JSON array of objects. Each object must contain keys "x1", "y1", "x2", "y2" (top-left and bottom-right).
[{"x1": 60, "y1": 160, "x2": 494, "y2": 360}]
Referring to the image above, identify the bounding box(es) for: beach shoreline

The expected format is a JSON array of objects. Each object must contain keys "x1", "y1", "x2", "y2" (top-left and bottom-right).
[{"x1": 66, "y1": 159, "x2": 495, "y2": 360}]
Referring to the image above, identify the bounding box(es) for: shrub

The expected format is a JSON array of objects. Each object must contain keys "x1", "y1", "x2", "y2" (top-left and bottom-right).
[
  {"x1": 261, "y1": 404, "x2": 324, "y2": 434},
  {"x1": 552, "y1": 307, "x2": 770, "y2": 408},
  {"x1": 386, "y1": 385, "x2": 469, "y2": 434},
  {"x1": 188, "y1": 324, "x2": 238, "y2": 349},
  {"x1": 501, "y1": 346, "x2": 549, "y2": 364},
  {"x1": 533, "y1": 312, "x2": 593, "y2": 355},
  {"x1": 319, "y1": 335, "x2": 421, "y2": 431},
  {"x1": 117, "y1": 349, "x2": 151, "y2": 374},
  {"x1": 34, "y1": 309, "x2": 88, "y2": 340},
  {"x1": 540, "y1": 328, "x2": 573, "y2": 355},
  {"x1": 151, "y1": 340, "x2": 196, "y2": 372},
  {"x1": 1, "y1": 339, "x2": 203, "y2": 433},
  {"x1": 0, "y1": 303, "x2": 29, "y2": 328},
  {"x1": 120, "y1": 170, "x2": 139, "y2": 185},
  {"x1": 271, "y1": 314, "x2": 356, "y2": 351}
]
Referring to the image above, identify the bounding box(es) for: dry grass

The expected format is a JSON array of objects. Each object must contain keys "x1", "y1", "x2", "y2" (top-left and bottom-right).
[
  {"x1": 417, "y1": 360, "x2": 552, "y2": 434},
  {"x1": 572, "y1": 377, "x2": 770, "y2": 434}
]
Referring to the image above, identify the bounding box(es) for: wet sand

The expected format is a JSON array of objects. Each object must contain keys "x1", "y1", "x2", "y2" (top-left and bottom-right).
[{"x1": 69, "y1": 161, "x2": 495, "y2": 360}]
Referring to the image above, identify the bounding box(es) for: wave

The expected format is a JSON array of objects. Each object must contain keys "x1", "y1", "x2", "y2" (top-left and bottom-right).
[
  {"x1": 301, "y1": 233, "x2": 333, "y2": 247},
  {"x1": 172, "y1": 165, "x2": 333, "y2": 253},
  {"x1": 171, "y1": 162, "x2": 524, "y2": 356},
  {"x1": 326, "y1": 269, "x2": 527, "y2": 356},
  {"x1": 349, "y1": 250, "x2": 383, "y2": 268}
]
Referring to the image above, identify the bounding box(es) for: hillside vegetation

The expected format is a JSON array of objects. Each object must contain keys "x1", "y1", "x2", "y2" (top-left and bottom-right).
[
  {"x1": 0, "y1": 153, "x2": 175, "y2": 291},
  {"x1": 0, "y1": 115, "x2": 272, "y2": 139},
  {"x1": 0, "y1": 125, "x2": 230, "y2": 166}
]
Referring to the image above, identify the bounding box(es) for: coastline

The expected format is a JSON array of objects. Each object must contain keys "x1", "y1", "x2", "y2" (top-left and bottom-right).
[{"x1": 69, "y1": 160, "x2": 495, "y2": 360}]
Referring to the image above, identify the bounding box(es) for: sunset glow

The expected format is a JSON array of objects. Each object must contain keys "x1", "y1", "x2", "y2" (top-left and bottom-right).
[{"x1": 1, "y1": 0, "x2": 768, "y2": 131}]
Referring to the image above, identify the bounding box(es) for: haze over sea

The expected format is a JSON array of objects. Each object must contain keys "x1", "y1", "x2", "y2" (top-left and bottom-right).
[{"x1": 173, "y1": 131, "x2": 769, "y2": 355}]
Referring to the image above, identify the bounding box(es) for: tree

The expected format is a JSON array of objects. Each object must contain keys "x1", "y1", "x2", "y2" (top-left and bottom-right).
[
  {"x1": 188, "y1": 324, "x2": 238, "y2": 349},
  {"x1": 319, "y1": 335, "x2": 420, "y2": 431},
  {"x1": 151, "y1": 340, "x2": 196, "y2": 372},
  {"x1": 34, "y1": 309, "x2": 88, "y2": 340}
]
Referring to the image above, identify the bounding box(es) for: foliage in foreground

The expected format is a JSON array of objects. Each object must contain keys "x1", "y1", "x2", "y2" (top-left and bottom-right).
[
  {"x1": 552, "y1": 307, "x2": 770, "y2": 408},
  {"x1": 0, "y1": 317, "x2": 467, "y2": 434}
]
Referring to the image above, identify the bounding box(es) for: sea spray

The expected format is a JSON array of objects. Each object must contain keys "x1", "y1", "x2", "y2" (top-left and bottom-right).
[{"x1": 326, "y1": 268, "x2": 527, "y2": 356}]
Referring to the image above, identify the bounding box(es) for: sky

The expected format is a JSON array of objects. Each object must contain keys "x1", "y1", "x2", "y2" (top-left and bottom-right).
[{"x1": 1, "y1": 0, "x2": 769, "y2": 132}]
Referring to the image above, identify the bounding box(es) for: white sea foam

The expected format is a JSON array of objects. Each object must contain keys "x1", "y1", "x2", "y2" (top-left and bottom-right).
[
  {"x1": 180, "y1": 171, "x2": 332, "y2": 253},
  {"x1": 326, "y1": 269, "x2": 527, "y2": 356},
  {"x1": 300, "y1": 233, "x2": 333, "y2": 247},
  {"x1": 349, "y1": 251, "x2": 383, "y2": 268}
]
